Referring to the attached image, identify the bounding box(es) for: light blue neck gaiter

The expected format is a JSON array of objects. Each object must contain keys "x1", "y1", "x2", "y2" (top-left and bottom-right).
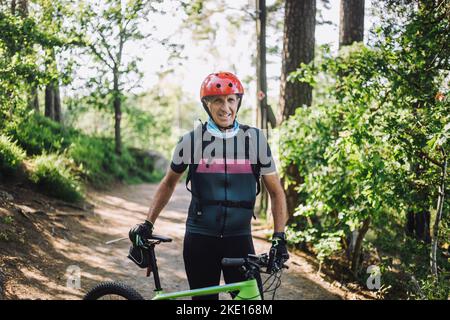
[{"x1": 206, "y1": 117, "x2": 240, "y2": 139}]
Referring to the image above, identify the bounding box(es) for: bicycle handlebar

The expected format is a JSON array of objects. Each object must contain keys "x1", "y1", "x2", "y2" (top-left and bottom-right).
[
  {"x1": 221, "y1": 253, "x2": 288, "y2": 275},
  {"x1": 146, "y1": 234, "x2": 172, "y2": 243},
  {"x1": 221, "y1": 258, "x2": 246, "y2": 268},
  {"x1": 137, "y1": 235, "x2": 287, "y2": 276}
]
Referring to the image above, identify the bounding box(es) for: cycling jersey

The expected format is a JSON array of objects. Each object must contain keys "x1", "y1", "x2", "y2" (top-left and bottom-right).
[{"x1": 170, "y1": 122, "x2": 276, "y2": 237}]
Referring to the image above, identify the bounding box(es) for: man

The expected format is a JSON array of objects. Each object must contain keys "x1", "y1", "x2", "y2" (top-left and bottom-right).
[{"x1": 129, "y1": 72, "x2": 289, "y2": 300}]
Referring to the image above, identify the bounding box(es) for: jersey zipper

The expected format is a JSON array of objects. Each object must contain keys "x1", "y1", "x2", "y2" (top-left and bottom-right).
[{"x1": 220, "y1": 138, "x2": 227, "y2": 238}]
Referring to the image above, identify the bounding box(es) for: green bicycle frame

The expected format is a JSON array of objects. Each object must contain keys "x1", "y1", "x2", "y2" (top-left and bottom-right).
[
  {"x1": 152, "y1": 279, "x2": 261, "y2": 300},
  {"x1": 141, "y1": 240, "x2": 262, "y2": 300}
]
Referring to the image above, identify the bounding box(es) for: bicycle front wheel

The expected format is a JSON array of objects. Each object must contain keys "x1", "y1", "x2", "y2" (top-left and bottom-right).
[{"x1": 84, "y1": 282, "x2": 144, "y2": 300}]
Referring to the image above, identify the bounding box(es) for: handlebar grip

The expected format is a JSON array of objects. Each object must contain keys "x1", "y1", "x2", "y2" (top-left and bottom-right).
[
  {"x1": 267, "y1": 247, "x2": 277, "y2": 273},
  {"x1": 221, "y1": 258, "x2": 246, "y2": 268}
]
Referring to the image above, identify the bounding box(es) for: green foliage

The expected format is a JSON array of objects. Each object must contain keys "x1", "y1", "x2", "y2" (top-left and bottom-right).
[
  {"x1": 0, "y1": 134, "x2": 26, "y2": 176},
  {"x1": 5, "y1": 111, "x2": 75, "y2": 155},
  {"x1": 127, "y1": 148, "x2": 164, "y2": 182},
  {"x1": 412, "y1": 275, "x2": 450, "y2": 300},
  {"x1": 3, "y1": 216, "x2": 14, "y2": 225},
  {"x1": 0, "y1": 11, "x2": 50, "y2": 115},
  {"x1": 65, "y1": 81, "x2": 199, "y2": 161},
  {"x1": 0, "y1": 5, "x2": 71, "y2": 115},
  {"x1": 0, "y1": 3, "x2": 166, "y2": 203},
  {"x1": 122, "y1": 84, "x2": 198, "y2": 158},
  {"x1": 67, "y1": 135, "x2": 116, "y2": 185},
  {"x1": 281, "y1": 1, "x2": 449, "y2": 298},
  {"x1": 2, "y1": 107, "x2": 161, "y2": 191},
  {"x1": 28, "y1": 153, "x2": 83, "y2": 202},
  {"x1": 74, "y1": 0, "x2": 162, "y2": 107},
  {"x1": 0, "y1": 232, "x2": 9, "y2": 242},
  {"x1": 68, "y1": 131, "x2": 161, "y2": 187},
  {"x1": 286, "y1": 226, "x2": 317, "y2": 244},
  {"x1": 314, "y1": 231, "x2": 346, "y2": 262}
]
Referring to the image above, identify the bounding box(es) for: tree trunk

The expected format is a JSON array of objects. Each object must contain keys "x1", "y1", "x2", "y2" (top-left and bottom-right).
[
  {"x1": 279, "y1": 0, "x2": 316, "y2": 121},
  {"x1": 415, "y1": 210, "x2": 431, "y2": 242},
  {"x1": 113, "y1": 71, "x2": 122, "y2": 155},
  {"x1": 431, "y1": 151, "x2": 446, "y2": 279},
  {"x1": 255, "y1": 0, "x2": 269, "y2": 218},
  {"x1": 351, "y1": 217, "x2": 370, "y2": 276},
  {"x1": 45, "y1": 84, "x2": 54, "y2": 120},
  {"x1": 28, "y1": 86, "x2": 39, "y2": 112},
  {"x1": 51, "y1": 49, "x2": 62, "y2": 123},
  {"x1": 406, "y1": 196, "x2": 431, "y2": 243},
  {"x1": 11, "y1": 0, "x2": 28, "y2": 16},
  {"x1": 284, "y1": 163, "x2": 304, "y2": 221},
  {"x1": 405, "y1": 154, "x2": 431, "y2": 243},
  {"x1": 17, "y1": 0, "x2": 28, "y2": 17},
  {"x1": 339, "y1": 0, "x2": 366, "y2": 256},
  {"x1": 15, "y1": 0, "x2": 38, "y2": 113},
  {"x1": 279, "y1": 0, "x2": 316, "y2": 218},
  {"x1": 256, "y1": 0, "x2": 267, "y2": 129},
  {"x1": 11, "y1": 0, "x2": 16, "y2": 14},
  {"x1": 406, "y1": 210, "x2": 415, "y2": 236},
  {"x1": 53, "y1": 82, "x2": 62, "y2": 122},
  {"x1": 339, "y1": 0, "x2": 365, "y2": 48}
]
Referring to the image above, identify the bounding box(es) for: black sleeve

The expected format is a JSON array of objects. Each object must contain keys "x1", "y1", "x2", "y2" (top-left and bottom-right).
[
  {"x1": 170, "y1": 135, "x2": 189, "y2": 174},
  {"x1": 170, "y1": 162, "x2": 188, "y2": 174}
]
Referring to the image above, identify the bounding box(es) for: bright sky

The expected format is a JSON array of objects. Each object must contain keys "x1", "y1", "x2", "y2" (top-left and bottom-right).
[
  {"x1": 136, "y1": 0, "x2": 375, "y2": 100},
  {"x1": 68, "y1": 0, "x2": 377, "y2": 121}
]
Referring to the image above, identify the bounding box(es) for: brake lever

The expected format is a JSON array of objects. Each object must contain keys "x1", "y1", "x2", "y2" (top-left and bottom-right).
[
  {"x1": 144, "y1": 239, "x2": 161, "y2": 246},
  {"x1": 247, "y1": 260, "x2": 261, "y2": 270},
  {"x1": 267, "y1": 247, "x2": 277, "y2": 274}
]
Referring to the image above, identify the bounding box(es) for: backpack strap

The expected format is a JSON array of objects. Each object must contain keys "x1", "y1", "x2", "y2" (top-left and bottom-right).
[
  {"x1": 239, "y1": 124, "x2": 261, "y2": 196},
  {"x1": 184, "y1": 124, "x2": 207, "y2": 222},
  {"x1": 186, "y1": 123, "x2": 261, "y2": 219},
  {"x1": 240, "y1": 124, "x2": 262, "y2": 220},
  {"x1": 185, "y1": 123, "x2": 207, "y2": 196}
]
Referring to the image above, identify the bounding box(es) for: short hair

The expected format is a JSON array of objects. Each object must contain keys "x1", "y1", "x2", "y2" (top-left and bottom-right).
[{"x1": 202, "y1": 94, "x2": 241, "y2": 105}]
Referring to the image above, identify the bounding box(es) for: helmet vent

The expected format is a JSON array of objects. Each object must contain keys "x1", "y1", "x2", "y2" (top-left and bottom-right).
[
  {"x1": 228, "y1": 83, "x2": 233, "y2": 87},
  {"x1": 216, "y1": 84, "x2": 221, "y2": 88}
]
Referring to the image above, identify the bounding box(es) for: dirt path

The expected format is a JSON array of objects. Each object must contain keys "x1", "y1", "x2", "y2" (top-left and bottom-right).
[{"x1": 1, "y1": 182, "x2": 368, "y2": 300}]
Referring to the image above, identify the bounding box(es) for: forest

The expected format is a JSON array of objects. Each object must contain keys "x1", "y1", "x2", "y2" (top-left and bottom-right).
[{"x1": 0, "y1": 0, "x2": 449, "y2": 300}]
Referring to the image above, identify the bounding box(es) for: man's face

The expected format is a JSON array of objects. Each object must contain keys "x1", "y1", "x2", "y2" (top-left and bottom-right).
[{"x1": 206, "y1": 94, "x2": 239, "y2": 128}]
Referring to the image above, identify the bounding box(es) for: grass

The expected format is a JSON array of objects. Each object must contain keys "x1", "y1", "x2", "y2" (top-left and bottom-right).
[
  {"x1": 28, "y1": 153, "x2": 84, "y2": 203},
  {"x1": 1, "y1": 111, "x2": 164, "y2": 202},
  {"x1": 0, "y1": 134, "x2": 26, "y2": 176}
]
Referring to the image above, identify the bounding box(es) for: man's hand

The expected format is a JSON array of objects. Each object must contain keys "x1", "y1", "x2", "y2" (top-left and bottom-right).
[
  {"x1": 271, "y1": 232, "x2": 289, "y2": 264},
  {"x1": 129, "y1": 220, "x2": 154, "y2": 247}
]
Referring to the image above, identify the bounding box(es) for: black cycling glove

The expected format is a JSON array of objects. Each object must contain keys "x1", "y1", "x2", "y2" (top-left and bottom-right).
[
  {"x1": 129, "y1": 220, "x2": 154, "y2": 247},
  {"x1": 271, "y1": 232, "x2": 290, "y2": 263}
]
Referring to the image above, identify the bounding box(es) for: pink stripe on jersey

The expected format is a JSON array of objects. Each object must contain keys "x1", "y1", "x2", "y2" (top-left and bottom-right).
[{"x1": 196, "y1": 158, "x2": 253, "y2": 174}]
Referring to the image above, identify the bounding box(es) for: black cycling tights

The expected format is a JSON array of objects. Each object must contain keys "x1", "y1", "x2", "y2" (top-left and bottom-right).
[{"x1": 183, "y1": 232, "x2": 264, "y2": 300}]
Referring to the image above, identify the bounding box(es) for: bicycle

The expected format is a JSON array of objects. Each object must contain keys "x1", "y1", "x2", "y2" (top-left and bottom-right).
[{"x1": 84, "y1": 234, "x2": 288, "y2": 300}]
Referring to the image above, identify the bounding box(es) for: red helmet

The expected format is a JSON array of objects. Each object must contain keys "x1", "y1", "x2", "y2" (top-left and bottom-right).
[{"x1": 200, "y1": 72, "x2": 244, "y2": 100}]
